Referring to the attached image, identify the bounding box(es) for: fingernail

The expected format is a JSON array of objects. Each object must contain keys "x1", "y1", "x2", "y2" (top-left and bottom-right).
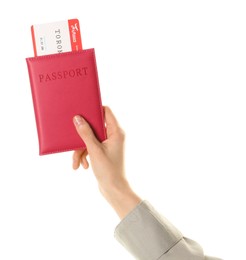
[{"x1": 73, "y1": 115, "x2": 84, "y2": 126}]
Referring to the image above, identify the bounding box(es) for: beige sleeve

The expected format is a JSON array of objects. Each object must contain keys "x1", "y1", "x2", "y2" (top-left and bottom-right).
[{"x1": 114, "y1": 201, "x2": 222, "y2": 260}]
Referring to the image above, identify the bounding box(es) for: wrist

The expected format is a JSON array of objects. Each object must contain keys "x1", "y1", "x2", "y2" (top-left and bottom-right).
[{"x1": 99, "y1": 180, "x2": 142, "y2": 219}]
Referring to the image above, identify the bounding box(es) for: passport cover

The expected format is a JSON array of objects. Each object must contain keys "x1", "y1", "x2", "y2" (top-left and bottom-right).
[{"x1": 26, "y1": 49, "x2": 106, "y2": 155}]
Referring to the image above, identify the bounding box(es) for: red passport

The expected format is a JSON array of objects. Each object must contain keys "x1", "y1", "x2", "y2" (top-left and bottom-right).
[{"x1": 26, "y1": 49, "x2": 106, "y2": 155}]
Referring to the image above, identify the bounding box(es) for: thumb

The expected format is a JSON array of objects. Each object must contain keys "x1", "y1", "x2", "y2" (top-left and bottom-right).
[{"x1": 73, "y1": 115, "x2": 101, "y2": 151}]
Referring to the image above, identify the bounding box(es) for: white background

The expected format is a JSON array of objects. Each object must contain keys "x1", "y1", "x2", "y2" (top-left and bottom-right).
[{"x1": 0, "y1": 1, "x2": 245, "y2": 259}]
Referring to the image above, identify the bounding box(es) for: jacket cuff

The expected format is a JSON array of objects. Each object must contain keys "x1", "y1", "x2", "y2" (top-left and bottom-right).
[{"x1": 114, "y1": 201, "x2": 183, "y2": 260}]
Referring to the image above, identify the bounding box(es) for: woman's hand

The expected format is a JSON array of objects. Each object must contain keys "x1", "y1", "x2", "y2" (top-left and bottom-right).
[{"x1": 72, "y1": 106, "x2": 141, "y2": 219}]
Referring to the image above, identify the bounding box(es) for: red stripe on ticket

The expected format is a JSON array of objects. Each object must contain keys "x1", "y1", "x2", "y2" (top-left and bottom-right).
[{"x1": 68, "y1": 19, "x2": 82, "y2": 51}]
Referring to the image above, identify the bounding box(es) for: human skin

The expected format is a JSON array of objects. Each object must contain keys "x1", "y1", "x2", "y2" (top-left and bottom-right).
[{"x1": 72, "y1": 106, "x2": 141, "y2": 219}]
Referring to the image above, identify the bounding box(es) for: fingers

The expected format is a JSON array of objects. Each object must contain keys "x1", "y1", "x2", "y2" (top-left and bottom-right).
[
  {"x1": 73, "y1": 115, "x2": 101, "y2": 152},
  {"x1": 103, "y1": 106, "x2": 122, "y2": 137},
  {"x1": 73, "y1": 149, "x2": 84, "y2": 170},
  {"x1": 80, "y1": 150, "x2": 89, "y2": 169},
  {"x1": 73, "y1": 149, "x2": 89, "y2": 170}
]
